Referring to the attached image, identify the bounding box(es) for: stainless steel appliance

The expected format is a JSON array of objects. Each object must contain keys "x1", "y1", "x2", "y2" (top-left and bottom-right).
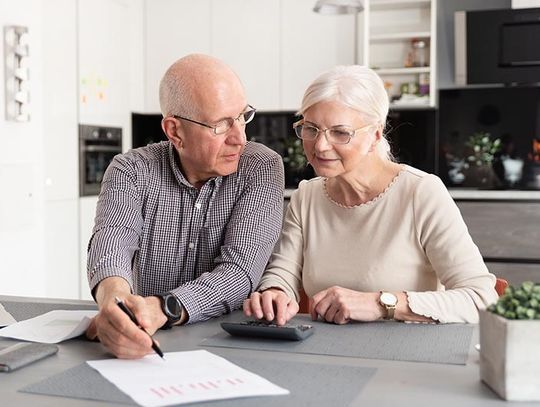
[{"x1": 79, "y1": 124, "x2": 122, "y2": 196}]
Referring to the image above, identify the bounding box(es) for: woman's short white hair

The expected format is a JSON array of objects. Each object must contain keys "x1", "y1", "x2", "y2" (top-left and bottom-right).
[{"x1": 298, "y1": 65, "x2": 393, "y2": 161}]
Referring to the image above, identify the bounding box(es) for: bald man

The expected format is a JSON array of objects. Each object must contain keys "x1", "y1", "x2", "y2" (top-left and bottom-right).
[{"x1": 86, "y1": 54, "x2": 284, "y2": 358}]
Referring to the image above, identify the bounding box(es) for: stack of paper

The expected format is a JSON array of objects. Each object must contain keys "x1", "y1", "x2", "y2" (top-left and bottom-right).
[
  {"x1": 88, "y1": 350, "x2": 289, "y2": 407},
  {"x1": 0, "y1": 310, "x2": 97, "y2": 343}
]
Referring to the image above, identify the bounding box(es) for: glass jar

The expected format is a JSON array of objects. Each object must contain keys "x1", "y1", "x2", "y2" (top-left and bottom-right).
[{"x1": 411, "y1": 39, "x2": 429, "y2": 67}]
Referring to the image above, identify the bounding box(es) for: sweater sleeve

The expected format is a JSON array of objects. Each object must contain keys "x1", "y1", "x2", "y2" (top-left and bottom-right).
[
  {"x1": 256, "y1": 185, "x2": 305, "y2": 302},
  {"x1": 407, "y1": 175, "x2": 498, "y2": 323}
]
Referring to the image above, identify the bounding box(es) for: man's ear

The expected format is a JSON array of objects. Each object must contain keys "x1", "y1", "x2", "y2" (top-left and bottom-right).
[{"x1": 162, "y1": 117, "x2": 183, "y2": 149}]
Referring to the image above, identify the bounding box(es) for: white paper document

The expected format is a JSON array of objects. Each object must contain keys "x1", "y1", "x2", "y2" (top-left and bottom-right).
[
  {"x1": 0, "y1": 303, "x2": 16, "y2": 326},
  {"x1": 0, "y1": 310, "x2": 98, "y2": 343},
  {"x1": 87, "y1": 350, "x2": 289, "y2": 407}
]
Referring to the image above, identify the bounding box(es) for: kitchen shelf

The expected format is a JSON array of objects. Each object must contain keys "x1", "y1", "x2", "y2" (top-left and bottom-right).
[
  {"x1": 362, "y1": 0, "x2": 437, "y2": 107},
  {"x1": 374, "y1": 67, "x2": 430, "y2": 75},
  {"x1": 370, "y1": 31, "x2": 431, "y2": 42},
  {"x1": 370, "y1": 0, "x2": 431, "y2": 11}
]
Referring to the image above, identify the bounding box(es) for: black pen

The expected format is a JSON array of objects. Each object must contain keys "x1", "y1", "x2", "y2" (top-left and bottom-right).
[{"x1": 114, "y1": 297, "x2": 165, "y2": 359}]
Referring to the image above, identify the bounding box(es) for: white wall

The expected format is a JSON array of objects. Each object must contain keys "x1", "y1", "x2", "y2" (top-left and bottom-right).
[
  {"x1": 1, "y1": 0, "x2": 47, "y2": 297},
  {"x1": 0, "y1": 0, "x2": 143, "y2": 299},
  {"x1": 512, "y1": 0, "x2": 540, "y2": 7}
]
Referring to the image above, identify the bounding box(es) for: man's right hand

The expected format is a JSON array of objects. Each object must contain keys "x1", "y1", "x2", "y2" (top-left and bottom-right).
[
  {"x1": 243, "y1": 288, "x2": 299, "y2": 326},
  {"x1": 86, "y1": 277, "x2": 167, "y2": 359}
]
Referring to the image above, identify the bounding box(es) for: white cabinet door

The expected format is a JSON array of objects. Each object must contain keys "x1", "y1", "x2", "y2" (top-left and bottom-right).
[
  {"x1": 79, "y1": 196, "x2": 99, "y2": 300},
  {"x1": 280, "y1": 0, "x2": 355, "y2": 111},
  {"x1": 211, "y1": 0, "x2": 280, "y2": 111},
  {"x1": 144, "y1": 0, "x2": 212, "y2": 113}
]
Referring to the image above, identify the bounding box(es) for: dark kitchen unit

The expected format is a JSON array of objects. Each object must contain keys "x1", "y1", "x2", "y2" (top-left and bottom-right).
[
  {"x1": 438, "y1": 86, "x2": 540, "y2": 190},
  {"x1": 79, "y1": 124, "x2": 122, "y2": 196},
  {"x1": 131, "y1": 110, "x2": 437, "y2": 189}
]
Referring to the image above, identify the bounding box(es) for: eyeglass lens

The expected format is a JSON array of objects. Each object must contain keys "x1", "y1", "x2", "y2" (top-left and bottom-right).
[
  {"x1": 294, "y1": 124, "x2": 353, "y2": 144},
  {"x1": 214, "y1": 107, "x2": 256, "y2": 135}
]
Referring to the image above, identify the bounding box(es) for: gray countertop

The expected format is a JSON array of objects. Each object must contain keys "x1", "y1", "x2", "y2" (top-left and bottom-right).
[
  {"x1": 284, "y1": 188, "x2": 540, "y2": 200},
  {"x1": 1, "y1": 295, "x2": 536, "y2": 406}
]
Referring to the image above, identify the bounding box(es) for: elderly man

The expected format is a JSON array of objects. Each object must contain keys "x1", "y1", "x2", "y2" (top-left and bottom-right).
[{"x1": 86, "y1": 54, "x2": 284, "y2": 358}]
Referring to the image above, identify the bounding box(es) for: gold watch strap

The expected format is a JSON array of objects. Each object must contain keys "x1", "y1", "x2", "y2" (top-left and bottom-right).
[{"x1": 386, "y1": 304, "x2": 396, "y2": 320}]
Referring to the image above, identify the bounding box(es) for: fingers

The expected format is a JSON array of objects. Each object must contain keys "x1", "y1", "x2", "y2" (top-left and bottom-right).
[
  {"x1": 85, "y1": 317, "x2": 98, "y2": 341},
  {"x1": 94, "y1": 296, "x2": 153, "y2": 359},
  {"x1": 243, "y1": 292, "x2": 264, "y2": 320},
  {"x1": 274, "y1": 294, "x2": 290, "y2": 326},
  {"x1": 310, "y1": 287, "x2": 352, "y2": 325},
  {"x1": 261, "y1": 292, "x2": 276, "y2": 321},
  {"x1": 242, "y1": 289, "x2": 295, "y2": 324}
]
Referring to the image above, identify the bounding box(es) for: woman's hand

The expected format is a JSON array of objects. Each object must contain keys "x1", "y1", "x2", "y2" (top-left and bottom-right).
[
  {"x1": 310, "y1": 286, "x2": 382, "y2": 324},
  {"x1": 243, "y1": 288, "x2": 299, "y2": 325}
]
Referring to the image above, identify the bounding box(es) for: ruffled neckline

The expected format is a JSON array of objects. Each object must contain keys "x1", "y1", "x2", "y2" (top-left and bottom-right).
[{"x1": 323, "y1": 166, "x2": 407, "y2": 209}]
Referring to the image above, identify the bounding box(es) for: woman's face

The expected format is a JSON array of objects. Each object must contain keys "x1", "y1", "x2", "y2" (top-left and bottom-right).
[{"x1": 301, "y1": 100, "x2": 378, "y2": 178}]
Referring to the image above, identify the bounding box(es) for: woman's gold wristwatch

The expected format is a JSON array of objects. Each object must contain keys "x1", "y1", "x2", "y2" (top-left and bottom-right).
[{"x1": 379, "y1": 292, "x2": 398, "y2": 320}]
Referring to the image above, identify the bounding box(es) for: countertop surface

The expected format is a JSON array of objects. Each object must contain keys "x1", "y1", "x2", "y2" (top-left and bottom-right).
[{"x1": 284, "y1": 187, "x2": 540, "y2": 200}]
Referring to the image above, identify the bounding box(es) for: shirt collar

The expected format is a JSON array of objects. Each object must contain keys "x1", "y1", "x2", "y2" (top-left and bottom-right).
[{"x1": 167, "y1": 142, "x2": 223, "y2": 190}]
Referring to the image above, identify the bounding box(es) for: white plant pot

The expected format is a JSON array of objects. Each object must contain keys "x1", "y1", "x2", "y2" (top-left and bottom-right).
[{"x1": 479, "y1": 309, "x2": 540, "y2": 401}]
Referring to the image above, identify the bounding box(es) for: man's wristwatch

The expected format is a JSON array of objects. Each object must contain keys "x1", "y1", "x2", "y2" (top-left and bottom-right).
[
  {"x1": 158, "y1": 293, "x2": 183, "y2": 329},
  {"x1": 379, "y1": 292, "x2": 398, "y2": 320}
]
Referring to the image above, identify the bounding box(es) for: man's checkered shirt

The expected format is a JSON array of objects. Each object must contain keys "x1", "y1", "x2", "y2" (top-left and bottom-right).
[{"x1": 87, "y1": 141, "x2": 284, "y2": 323}]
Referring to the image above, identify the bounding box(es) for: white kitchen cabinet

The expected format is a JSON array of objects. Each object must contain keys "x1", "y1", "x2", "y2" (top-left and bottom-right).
[
  {"x1": 78, "y1": 0, "x2": 143, "y2": 152},
  {"x1": 79, "y1": 196, "x2": 99, "y2": 300},
  {"x1": 362, "y1": 0, "x2": 437, "y2": 108},
  {"x1": 143, "y1": 0, "x2": 355, "y2": 113},
  {"x1": 280, "y1": 0, "x2": 356, "y2": 111},
  {"x1": 144, "y1": 0, "x2": 212, "y2": 113},
  {"x1": 211, "y1": 0, "x2": 280, "y2": 111}
]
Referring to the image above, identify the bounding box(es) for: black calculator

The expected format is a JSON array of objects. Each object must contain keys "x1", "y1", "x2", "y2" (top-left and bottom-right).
[{"x1": 221, "y1": 321, "x2": 314, "y2": 341}]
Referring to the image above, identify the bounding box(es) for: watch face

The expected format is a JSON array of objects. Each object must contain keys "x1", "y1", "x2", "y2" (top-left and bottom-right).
[
  {"x1": 380, "y1": 292, "x2": 398, "y2": 306},
  {"x1": 165, "y1": 295, "x2": 182, "y2": 319}
]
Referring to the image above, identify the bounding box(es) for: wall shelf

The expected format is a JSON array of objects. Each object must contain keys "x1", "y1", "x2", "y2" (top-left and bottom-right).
[{"x1": 362, "y1": 0, "x2": 437, "y2": 107}]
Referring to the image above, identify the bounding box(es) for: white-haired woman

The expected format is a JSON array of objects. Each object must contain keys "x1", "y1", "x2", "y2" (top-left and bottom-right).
[{"x1": 243, "y1": 65, "x2": 498, "y2": 325}]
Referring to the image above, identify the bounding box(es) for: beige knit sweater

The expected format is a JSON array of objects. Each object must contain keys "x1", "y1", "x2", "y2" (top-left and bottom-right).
[{"x1": 257, "y1": 166, "x2": 498, "y2": 323}]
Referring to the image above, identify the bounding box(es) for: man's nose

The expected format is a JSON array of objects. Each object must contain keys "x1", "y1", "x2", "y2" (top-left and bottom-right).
[{"x1": 226, "y1": 120, "x2": 246, "y2": 145}]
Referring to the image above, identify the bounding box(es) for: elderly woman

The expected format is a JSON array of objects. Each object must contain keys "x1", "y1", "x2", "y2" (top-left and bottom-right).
[{"x1": 243, "y1": 65, "x2": 498, "y2": 326}]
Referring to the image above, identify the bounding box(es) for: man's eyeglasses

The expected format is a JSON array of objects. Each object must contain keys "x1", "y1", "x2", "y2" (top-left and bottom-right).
[
  {"x1": 172, "y1": 105, "x2": 256, "y2": 135},
  {"x1": 293, "y1": 120, "x2": 373, "y2": 145}
]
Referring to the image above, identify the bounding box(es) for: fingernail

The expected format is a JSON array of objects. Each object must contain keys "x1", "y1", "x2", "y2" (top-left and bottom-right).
[{"x1": 266, "y1": 313, "x2": 273, "y2": 320}]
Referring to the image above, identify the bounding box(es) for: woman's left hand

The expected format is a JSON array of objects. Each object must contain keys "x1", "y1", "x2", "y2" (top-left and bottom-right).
[{"x1": 310, "y1": 286, "x2": 382, "y2": 324}]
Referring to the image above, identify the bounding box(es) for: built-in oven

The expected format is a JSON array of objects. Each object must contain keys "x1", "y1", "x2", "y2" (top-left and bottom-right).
[{"x1": 79, "y1": 124, "x2": 122, "y2": 196}]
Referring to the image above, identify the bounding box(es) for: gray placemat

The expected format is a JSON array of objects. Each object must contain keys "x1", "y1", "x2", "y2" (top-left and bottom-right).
[
  {"x1": 202, "y1": 315, "x2": 474, "y2": 365},
  {"x1": 1, "y1": 301, "x2": 97, "y2": 322},
  {"x1": 20, "y1": 355, "x2": 376, "y2": 407}
]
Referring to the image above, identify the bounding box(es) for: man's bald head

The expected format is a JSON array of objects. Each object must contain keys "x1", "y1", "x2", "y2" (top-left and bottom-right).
[{"x1": 159, "y1": 54, "x2": 244, "y2": 119}]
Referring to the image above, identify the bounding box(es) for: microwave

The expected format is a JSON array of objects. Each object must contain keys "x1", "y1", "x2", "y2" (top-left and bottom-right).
[{"x1": 455, "y1": 7, "x2": 540, "y2": 85}]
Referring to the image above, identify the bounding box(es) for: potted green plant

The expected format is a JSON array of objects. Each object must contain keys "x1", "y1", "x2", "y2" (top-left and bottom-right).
[
  {"x1": 464, "y1": 132, "x2": 501, "y2": 187},
  {"x1": 479, "y1": 281, "x2": 540, "y2": 401}
]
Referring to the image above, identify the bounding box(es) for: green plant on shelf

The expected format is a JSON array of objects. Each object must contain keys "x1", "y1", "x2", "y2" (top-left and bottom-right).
[
  {"x1": 283, "y1": 138, "x2": 308, "y2": 171},
  {"x1": 465, "y1": 131, "x2": 501, "y2": 167},
  {"x1": 488, "y1": 281, "x2": 540, "y2": 320}
]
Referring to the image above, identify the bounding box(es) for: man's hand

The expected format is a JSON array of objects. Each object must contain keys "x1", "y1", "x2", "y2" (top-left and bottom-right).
[
  {"x1": 243, "y1": 288, "x2": 299, "y2": 326},
  {"x1": 86, "y1": 277, "x2": 167, "y2": 358}
]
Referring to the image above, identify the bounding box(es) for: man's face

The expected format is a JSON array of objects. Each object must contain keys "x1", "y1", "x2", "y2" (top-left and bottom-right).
[{"x1": 170, "y1": 79, "x2": 248, "y2": 187}]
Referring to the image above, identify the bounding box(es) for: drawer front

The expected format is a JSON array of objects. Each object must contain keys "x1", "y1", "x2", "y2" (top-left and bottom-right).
[
  {"x1": 457, "y1": 202, "x2": 540, "y2": 260},
  {"x1": 486, "y1": 262, "x2": 540, "y2": 286}
]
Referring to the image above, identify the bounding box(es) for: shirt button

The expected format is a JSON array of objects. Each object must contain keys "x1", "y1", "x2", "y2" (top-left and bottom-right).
[
  {"x1": 195, "y1": 203, "x2": 202, "y2": 210},
  {"x1": 188, "y1": 242, "x2": 195, "y2": 249}
]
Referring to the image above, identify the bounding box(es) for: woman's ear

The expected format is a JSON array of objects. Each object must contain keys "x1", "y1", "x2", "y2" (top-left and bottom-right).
[
  {"x1": 161, "y1": 117, "x2": 183, "y2": 150},
  {"x1": 369, "y1": 126, "x2": 383, "y2": 152}
]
